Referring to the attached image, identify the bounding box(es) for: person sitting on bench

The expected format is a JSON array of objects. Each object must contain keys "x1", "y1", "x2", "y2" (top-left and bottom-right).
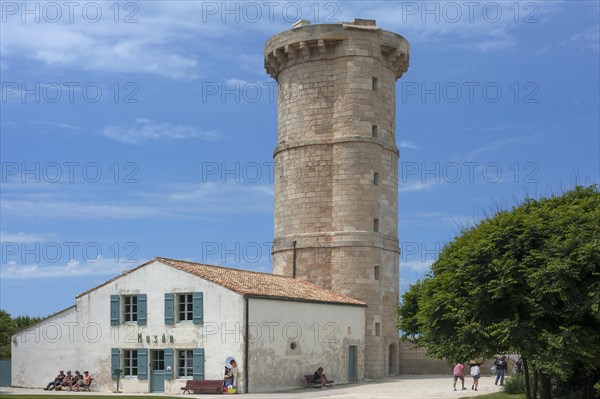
[
  {"x1": 313, "y1": 367, "x2": 332, "y2": 389},
  {"x1": 56, "y1": 370, "x2": 73, "y2": 390},
  {"x1": 43, "y1": 370, "x2": 65, "y2": 390},
  {"x1": 72, "y1": 370, "x2": 82, "y2": 387},
  {"x1": 74, "y1": 371, "x2": 92, "y2": 391}
]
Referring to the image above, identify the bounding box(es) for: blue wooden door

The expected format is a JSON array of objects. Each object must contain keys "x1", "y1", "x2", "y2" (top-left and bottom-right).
[
  {"x1": 150, "y1": 350, "x2": 165, "y2": 392},
  {"x1": 348, "y1": 345, "x2": 357, "y2": 383}
]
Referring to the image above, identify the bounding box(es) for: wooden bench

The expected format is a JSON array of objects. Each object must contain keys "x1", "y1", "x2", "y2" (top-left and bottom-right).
[
  {"x1": 181, "y1": 379, "x2": 223, "y2": 394},
  {"x1": 304, "y1": 374, "x2": 333, "y2": 388}
]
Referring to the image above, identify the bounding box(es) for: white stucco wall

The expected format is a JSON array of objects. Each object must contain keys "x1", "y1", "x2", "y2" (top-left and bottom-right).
[
  {"x1": 11, "y1": 306, "x2": 78, "y2": 388},
  {"x1": 12, "y1": 260, "x2": 246, "y2": 393},
  {"x1": 247, "y1": 298, "x2": 365, "y2": 393},
  {"x1": 12, "y1": 260, "x2": 366, "y2": 394}
]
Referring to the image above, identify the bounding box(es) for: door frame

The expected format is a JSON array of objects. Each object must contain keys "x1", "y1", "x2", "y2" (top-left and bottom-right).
[
  {"x1": 150, "y1": 349, "x2": 165, "y2": 392},
  {"x1": 348, "y1": 345, "x2": 357, "y2": 383}
]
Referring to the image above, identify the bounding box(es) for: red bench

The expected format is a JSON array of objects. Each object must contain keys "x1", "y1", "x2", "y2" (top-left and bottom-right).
[
  {"x1": 181, "y1": 379, "x2": 223, "y2": 394},
  {"x1": 82, "y1": 378, "x2": 94, "y2": 391}
]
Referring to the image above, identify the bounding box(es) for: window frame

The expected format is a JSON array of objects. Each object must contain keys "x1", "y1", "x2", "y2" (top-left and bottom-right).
[
  {"x1": 123, "y1": 295, "x2": 138, "y2": 322},
  {"x1": 177, "y1": 349, "x2": 194, "y2": 378},
  {"x1": 151, "y1": 350, "x2": 165, "y2": 371},
  {"x1": 178, "y1": 293, "x2": 194, "y2": 322},
  {"x1": 123, "y1": 349, "x2": 138, "y2": 377}
]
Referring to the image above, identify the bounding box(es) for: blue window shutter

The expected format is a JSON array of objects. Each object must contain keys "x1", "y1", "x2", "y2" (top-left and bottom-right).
[
  {"x1": 137, "y1": 348, "x2": 148, "y2": 380},
  {"x1": 111, "y1": 348, "x2": 120, "y2": 379},
  {"x1": 165, "y1": 293, "x2": 174, "y2": 325},
  {"x1": 192, "y1": 348, "x2": 205, "y2": 380},
  {"x1": 137, "y1": 294, "x2": 147, "y2": 325},
  {"x1": 192, "y1": 292, "x2": 203, "y2": 324},
  {"x1": 164, "y1": 348, "x2": 174, "y2": 379},
  {"x1": 110, "y1": 295, "x2": 120, "y2": 326}
]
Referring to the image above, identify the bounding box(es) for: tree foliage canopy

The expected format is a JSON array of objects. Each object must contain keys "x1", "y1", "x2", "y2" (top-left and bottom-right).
[
  {"x1": 0, "y1": 310, "x2": 42, "y2": 358},
  {"x1": 398, "y1": 186, "x2": 600, "y2": 394}
]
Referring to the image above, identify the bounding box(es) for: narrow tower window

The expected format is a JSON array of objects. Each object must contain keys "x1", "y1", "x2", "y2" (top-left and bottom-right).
[
  {"x1": 373, "y1": 218, "x2": 379, "y2": 232},
  {"x1": 372, "y1": 125, "x2": 379, "y2": 138},
  {"x1": 374, "y1": 266, "x2": 380, "y2": 280},
  {"x1": 373, "y1": 172, "x2": 379, "y2": 186},
  {"x1": 375, "y1": 322, "x2": 381, "y2": 336},
  {"x1": 372, "y1": 77, "x2": 378, "y2": 91}
]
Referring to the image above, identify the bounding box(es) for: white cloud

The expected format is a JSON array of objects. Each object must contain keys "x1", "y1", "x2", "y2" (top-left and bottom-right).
[
  {"x1": 225, "y1": 78, "x2": 250, "y2": 86},
  {"x1": 0, "y1": 231, "x2": 53, "y2": 244},
  {"x1": 1, "y1": 257, "x2": 141, "y2": 279},
  {"x1": 0, "y1": 3, "x2": 223, "y2": 79},
  {"x1": 560, "y1": 26, "x2": 600, "y2": 52},
  {"x1": 334, "y1": 1, "x2": 564, "y2": 52},
  {"x1": 1, "y1": 181, "x2": 273, "y2": 220},
  {"x1": 1, "y1": 199, "x2": 166, "y2": 220},
  {"x1": 401, "y1": 259, "x2": 434, "y2": 274},
  {"x1": 398, "y1": 180, "x2": 438, "y2": 192},
  {"x1": 466, "y1": 137, "x2": 530, "y2": 160},
  {"x1": 332, "y1": 1, "x2": 515, "y2": 52},
  {"x1": 398, "y1": 141, "x2": 419, "y2": 149},
  {"x1": 101, "y1": 119, "x2": 220, "y2": 144},
  {"x1": 0, "y1": 1, "x2": 308, "y2": 79}
]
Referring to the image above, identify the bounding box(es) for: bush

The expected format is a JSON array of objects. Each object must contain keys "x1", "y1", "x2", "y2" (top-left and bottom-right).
[{"x1": 503, "y1": 374, "x2": 525, "y2": 394}]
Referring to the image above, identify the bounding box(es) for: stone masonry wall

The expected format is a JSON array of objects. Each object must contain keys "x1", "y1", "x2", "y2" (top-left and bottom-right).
[{"x1": 265, "y1": 19, "x2": 409, "y2": 379}]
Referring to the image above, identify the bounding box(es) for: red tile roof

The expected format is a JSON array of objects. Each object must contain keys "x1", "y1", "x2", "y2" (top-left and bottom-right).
[
  {"x1": 157, "y1": 257, "x2": 365, "y2": 306},
  {"x1": 77, "y1": 257, "x2": 365, "y2": 307}
]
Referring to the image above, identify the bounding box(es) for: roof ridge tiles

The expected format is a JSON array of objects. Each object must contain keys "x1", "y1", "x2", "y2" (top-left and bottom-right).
[{"x1": 76, "y1": 256, "x2": 366, "y2": 307}]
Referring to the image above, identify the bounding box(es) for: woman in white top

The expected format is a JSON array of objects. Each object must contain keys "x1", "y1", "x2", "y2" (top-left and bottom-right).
[{"x1": 469, "y1": 361, "x2": 482, "y2": 391}]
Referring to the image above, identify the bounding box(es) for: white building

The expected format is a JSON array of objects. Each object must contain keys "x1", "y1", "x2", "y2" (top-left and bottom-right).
[{"x1": 11, "y1": 257, "x2": 366, "y2": 393}]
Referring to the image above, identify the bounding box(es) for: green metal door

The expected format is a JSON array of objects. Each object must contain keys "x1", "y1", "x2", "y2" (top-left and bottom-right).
[
  {"x1": 150, "y1": 350, "x2": 165, "y2": 392},
  {"x1": 348, "y1": 345, "x2": 357, "y2": 383}
]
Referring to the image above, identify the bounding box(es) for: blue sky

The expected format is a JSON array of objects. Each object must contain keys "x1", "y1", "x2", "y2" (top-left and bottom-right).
[{"x1": 1, "y1": 1, "x2": 598, "y2": 317}]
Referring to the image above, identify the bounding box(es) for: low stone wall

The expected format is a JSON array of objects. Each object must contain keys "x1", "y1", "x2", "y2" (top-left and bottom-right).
[
  {"x1": 398, "y1": 342, "x2": 515, "y2": 375},
  {"x1": 398, "y1": 342, "x2": 449, "y2": 374}
]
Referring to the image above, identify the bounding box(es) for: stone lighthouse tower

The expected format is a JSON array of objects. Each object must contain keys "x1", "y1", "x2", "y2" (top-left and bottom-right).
[{"x1": 265, "y1": 19, "x2": 409, "y2": 378}]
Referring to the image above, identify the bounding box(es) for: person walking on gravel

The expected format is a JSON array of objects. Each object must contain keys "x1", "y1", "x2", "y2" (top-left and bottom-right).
[
  {"x1": 453, "y1": 362, "x2": 467, "y2": 391},
  {"x1": 494, "y1": 356, "x2": 508, "y2": 386}
]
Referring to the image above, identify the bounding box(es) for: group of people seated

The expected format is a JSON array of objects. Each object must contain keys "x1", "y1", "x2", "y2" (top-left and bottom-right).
[{"x1": 43, "y1": 370, "x2": 92, "y2": 391}]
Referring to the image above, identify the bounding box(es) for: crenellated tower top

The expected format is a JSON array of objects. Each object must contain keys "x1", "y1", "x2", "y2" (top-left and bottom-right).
[{"x1": 264, "y1": 19, "x2": 409, "y2": 81}]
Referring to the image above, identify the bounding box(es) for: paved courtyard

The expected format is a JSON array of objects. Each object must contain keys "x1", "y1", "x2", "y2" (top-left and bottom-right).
[{"x1": 1, "y1": 375, "x2": 504, "y2": 398}]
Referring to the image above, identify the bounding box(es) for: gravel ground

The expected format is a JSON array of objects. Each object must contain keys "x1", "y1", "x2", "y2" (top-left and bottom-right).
[{"x1": 1, "y1": 375, "x2": 504, "y2": 398}]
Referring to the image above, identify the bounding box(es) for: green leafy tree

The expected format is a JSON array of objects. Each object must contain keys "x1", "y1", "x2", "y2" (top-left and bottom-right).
[
  {"x1": 398, "y1": 186, "x2": 600, "y2": 399},
  {"x1": 13, "y1": 315, "x2": 42, "y2": 330},
  {"x1": 0, "y1": 311, "x2": 43, "y2": 358},
  {"x1": 0, "y1": 310, "x2": 16, "y2": 359}
]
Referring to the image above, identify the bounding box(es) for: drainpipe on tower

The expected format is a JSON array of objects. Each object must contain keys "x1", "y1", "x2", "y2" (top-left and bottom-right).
[
  {"x1": 244, "y1": 296, "x2": 249, "y2": 393},
  {"x1": 292, "y1": 240, "x2": 297, "y2": 278}
]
